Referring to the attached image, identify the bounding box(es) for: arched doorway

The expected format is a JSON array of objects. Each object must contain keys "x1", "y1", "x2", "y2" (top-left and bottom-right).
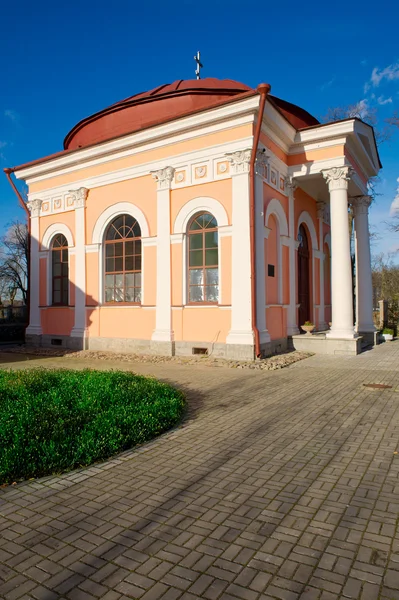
[{"x1": 298, "y1": 224, "x2": 310, "y2": 328}]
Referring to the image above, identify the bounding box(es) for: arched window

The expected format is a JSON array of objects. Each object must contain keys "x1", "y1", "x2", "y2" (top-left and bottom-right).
[
  {"x1": 104, "y1": 214, "x2": 141, "y2": 303},
  {"x1": 52, "y1": 234, "x2": 69, "y2": 306},
  {"x1": 188, "y1": 212, "x2": 218, "y2": 303}
]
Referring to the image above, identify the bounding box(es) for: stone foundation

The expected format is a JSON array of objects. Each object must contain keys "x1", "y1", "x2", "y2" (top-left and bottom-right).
[{"x1": 290, "y1": 333, "x2": 363, "y2": 355}]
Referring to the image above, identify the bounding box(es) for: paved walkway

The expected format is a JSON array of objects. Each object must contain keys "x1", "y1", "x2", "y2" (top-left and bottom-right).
[{"x1": 1, "y1": 343, "x2": 399, "y2": 600}]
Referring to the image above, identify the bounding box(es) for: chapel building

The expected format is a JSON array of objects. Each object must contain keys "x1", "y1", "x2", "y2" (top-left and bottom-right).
[{"x1": 9, "y1": 78, "x2": 380, "y2": 358}]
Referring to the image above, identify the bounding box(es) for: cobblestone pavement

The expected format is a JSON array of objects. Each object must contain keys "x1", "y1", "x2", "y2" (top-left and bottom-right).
[{"x1": 1, "y1": 342, "x2": 399, "y2": 600}]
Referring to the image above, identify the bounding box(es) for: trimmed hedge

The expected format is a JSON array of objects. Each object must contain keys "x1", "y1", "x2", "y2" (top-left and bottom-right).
[{"x1": 0, "y1": 369, "x2": 185, "y2": 484}]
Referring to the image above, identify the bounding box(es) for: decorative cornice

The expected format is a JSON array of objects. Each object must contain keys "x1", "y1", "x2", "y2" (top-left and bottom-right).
[
  {"x1": 351, "y1": 195, "x2": 372, "y2": 215},
  {"x1": 322, "y1": 166, "x2": 354, "y2": 191},
  {"x1": 27, "y1": 198, "x2": 42, "y2": 217},
  {"x1": 68, "y1": 187, "x2": 89, "y2": 208},
  {"x1": 151, "y1": 166, "x2": 175, "y2": 190},
  {"x1": 225, "y1": 148, "x2": 252, "y2": 174}
]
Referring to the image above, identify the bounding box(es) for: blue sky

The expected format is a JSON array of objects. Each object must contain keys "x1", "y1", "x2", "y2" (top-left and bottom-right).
[{"x1": 1, "y1": 0, "x2": 398, "y2": 258}]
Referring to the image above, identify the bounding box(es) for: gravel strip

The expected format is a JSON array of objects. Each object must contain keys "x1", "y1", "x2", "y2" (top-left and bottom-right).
[{"x1": 2, "y1": 346, "x2": 313, "y2": 371}]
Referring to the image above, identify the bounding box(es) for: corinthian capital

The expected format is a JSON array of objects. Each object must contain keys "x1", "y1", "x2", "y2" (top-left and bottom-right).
[
  {"x1": 68, "y1": 187, "x2": 89, "y2": 208},
  {"x1": 27, "y1": 198, "x2": 42, "y2": 218},
  {"x1": 225, "y1": 148, "x2": 252, "y2": 174},
  {"x1": 322, "y1": 167, "x2": 354, "y2": 191},
  {"x1": 151, "y1": 166, "x2": 175, "y2": 190},
  {"x1": 351, "y1": 195, "x2": 372, "y2": 215},
  {"x1": 284, "y1": 176, "x2": 298, "y2": 196}
]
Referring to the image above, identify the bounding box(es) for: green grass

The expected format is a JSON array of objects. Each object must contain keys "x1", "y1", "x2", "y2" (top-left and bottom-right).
[{"x1": 0, "y1": 369, "x2": 185, "y2": 485}]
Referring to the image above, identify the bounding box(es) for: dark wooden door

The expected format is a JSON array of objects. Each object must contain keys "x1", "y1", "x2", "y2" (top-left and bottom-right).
[{"x1": 298, "y1": 225, "x2": 310, "y2": 329}]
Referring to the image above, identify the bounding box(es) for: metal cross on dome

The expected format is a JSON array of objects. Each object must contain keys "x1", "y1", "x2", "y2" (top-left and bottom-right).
[{"x1": 194, "y1": 51, "x2": 203, "y2": 80}]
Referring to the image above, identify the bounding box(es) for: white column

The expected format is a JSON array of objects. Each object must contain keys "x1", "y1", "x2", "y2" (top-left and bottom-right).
[
  {"x1": 316, "y1": 200, "x2": 327, "y2": 331},
  {"x1": 254, "y1": 156, "x2": 271, "y2": 345},
  {"x1": 352, "y1": 196, "x2": 375, "y2": 333},
  {"x1": 322, "y1": 167, "x2": 356, "y2": 339},
  {"x1": 285, "y1": 177, "x2": 299, "y2": 335},
  {"x1": 70, "y1": 188, "x2": 88, "y2": 345},
  {"x1": 225, "y1": 149, "x2": 254, "y2": 346},
  {"x1": 151, "y1": 167, "x2": 174, "y2": 346},
  {"x1": 26, "y1": 199, "x2": 42, "y2": 337}
]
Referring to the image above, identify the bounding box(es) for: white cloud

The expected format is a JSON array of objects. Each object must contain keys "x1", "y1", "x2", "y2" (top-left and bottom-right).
[
  {"x1": 390, "y1": 178, "x2": 399, "y2": 216},
  {"x1": 370, "y1": 63, "x2": 399, "y2": 87},
  {"x1": 348, "y1": 99, "x2": 369, "y2": 119},
  {"x1": 377, "y1": 95, "x2": 393, "y2": 105},
  {"x1": 4, "y1": 109, "x2": 19, "y2": 123}
]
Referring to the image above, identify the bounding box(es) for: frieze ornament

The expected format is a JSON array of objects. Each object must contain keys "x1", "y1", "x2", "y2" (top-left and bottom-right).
[
  {"x1": 351, "y1": 195, "x2": 372, "y2": 215},
  {"x1": 225, "y1": 148, "x2": 252, "y2": 174},
  {"x1": 151, "y1": 166, "x2": 175, "y2": 190},
  {"x1": 284, "y1": 176, "x2": 298, "y2": 195},
  {"x1": 27, "y1": 198, "x2": 42, "y2": 217},
  {"x1": 322, "y1": 166, "x2": 354, "y2": 191},
  {"x1": 255, "y1": 149, "x2": 269, "y2": 178},
  {"x1": 68, "y1": 187, "x2": 89, "y2": 208}
]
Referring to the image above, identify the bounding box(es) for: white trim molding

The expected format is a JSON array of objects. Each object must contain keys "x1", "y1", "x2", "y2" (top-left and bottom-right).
[
  {"x1": 297, "y1": 211, "x2": 319, "y2": 250},
  {"x1": 265, "y1": 199, "x2": 289, "y2": 237},
  {"x1": 91, "y1": 201, "x2": 150, "y2": 243},
  {"x1": 41, "y1": 223, "x2": 75, "y2": 251},
  {"x1": 173, "y1": 196, "x2": 229, "y2": 233}
]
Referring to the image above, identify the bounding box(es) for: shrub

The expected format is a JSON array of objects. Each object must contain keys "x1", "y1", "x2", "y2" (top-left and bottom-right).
[
  {"x1": 0, "y1": 369, "x2": 185, "y2": 484},
  {"x1": 382, "y1": 328, "x2": 394, "y2": 336}
]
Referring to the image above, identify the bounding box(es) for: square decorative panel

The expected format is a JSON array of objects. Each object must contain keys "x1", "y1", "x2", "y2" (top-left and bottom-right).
[
  {"x1": 216, "y1": 161, "x2": 229, "y2": 175},
  {"x1": 175, "y1": 170, "x2": 186, "y2": 184},
  {"x1": 195, "y1": 165, "x2": 207, "y2": 179},
  {"x1": 280, "y1": 177, "x2": 285, "y2": 191}
]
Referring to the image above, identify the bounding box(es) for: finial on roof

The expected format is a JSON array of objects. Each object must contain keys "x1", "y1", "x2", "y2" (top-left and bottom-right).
[{"x1": 194, "y1": 51, "x2": 203, "y2": 80}]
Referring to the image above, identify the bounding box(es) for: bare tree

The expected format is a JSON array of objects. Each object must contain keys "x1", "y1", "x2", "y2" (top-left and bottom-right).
[{"x1": 0, "y1": 221, "x2": 29, "y2": 305}]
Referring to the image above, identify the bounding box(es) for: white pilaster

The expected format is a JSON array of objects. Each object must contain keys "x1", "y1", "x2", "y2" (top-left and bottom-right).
[
  {"x1": 151, "y1": 167, "x2": 174, "y2": 342},
  {"x1": 70, "y1": 188, "x2": 88, "y2": 341},
  {"x1": 316, "y1": 200, "x2": 327, "y2": 331},
  {"x1": 352, "y1": 196, "x2": 375, "y2": 333},
  {"x1": 26, "y1": 199, "x2": 42, "y2": 336},
  {"x1": 322, "y1": 167, "x2": 356, "y2": 339},
  {"x1": 285, "y1": 177, "x2": 299, "y2": 335},
  {"x1": 254, "y1": 154, "x2": 270, "y2": 345},
  {"x1": 225, "y1": 149, "x2": 254, "y2": 346}
]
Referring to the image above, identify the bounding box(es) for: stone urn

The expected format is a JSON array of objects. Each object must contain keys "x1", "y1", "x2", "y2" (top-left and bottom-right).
[{"x1": 300, "y1": 324, "x2": 315, "y2": 335}]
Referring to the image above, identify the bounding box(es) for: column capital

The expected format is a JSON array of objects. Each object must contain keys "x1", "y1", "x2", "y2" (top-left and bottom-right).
[
  {"x1": 322, "y1": 166, "x2": 354, "y2": 191},
  {"x1": 316, "y1": 200, "x2": 325, "y2": 219},
  {"x1": 27, "y1": 198, "x2": 42, "y2": 217},
  {"x1": 68, "y1": 187, "x2": 89, "y2": 208},
  {"x1": 225, "y1": 148, "x2": 252, "y2": 174},
  {"x1": 255, "y1": 149, "x2": 269, "y2": 178},
  {"x1": 284, "y1": 176, "x2": 298, "y2": 196},
  {"x1": 151, "y1": 166, "x2": 175, "y2": 190},
  {"x1": 351, "y1": 195, "x2": 372, "y2": 215}
]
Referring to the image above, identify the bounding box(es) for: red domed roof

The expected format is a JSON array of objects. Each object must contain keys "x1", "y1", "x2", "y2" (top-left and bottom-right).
[
  {"x1": 64, "y1": 79, "x2": 255, "y2": 150},
  {"x1": 63, "y1": 78, "x2": 319, "y2": 151}
]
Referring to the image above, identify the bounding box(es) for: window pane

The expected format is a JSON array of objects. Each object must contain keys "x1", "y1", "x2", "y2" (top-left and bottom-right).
[
  {"x1": 53, "y1": 291, "x2": 61, "y2": 304},
  {"x1": 206, "y1": 268, "x2": 219, "y2": 285},
  {"x1": 115, "y1": 273, "x2": 124, "y2": 287},
  {"x1": 134, "y1": 272, "x2": 142, "y2": 287},
  {"x1": 125, "y1": 241, "x2": 133, "y2": 255},
  {"x1": 189, "y1": 233, "x2": 203, "y2": 250},
  {"x1": 189, "y1": 250, "x2": 203, "y2": 267},
  {"x1": 132, "y1": 222, "x2": 141, "y2": 237},
  {"x1": 62, "y1": 249, "x2": 68, "y2": 262},
  {"x1": 53, "y1": 279, "x2": 61, "y2": 292},
  {"x1": 125, "y1": 289, "x2": 135, "y2": 302},
  {"x1": 206, "y1": 285, "x2": 219, "y2": 302},
  {"x1": 134, "y1": 239, "x2": 142, "y2": 253},
  {"x1": 106, "y1": 244, "x2": 115, "y2": 257},
  {"x1": 62, "y1": 263, "x2": 68, "y2": 276},
  {"x1": 105, "y1": 288, "x2": 114, "y2": 302},
  {"x1": 125, "y1": 256, "x2": 133, "y2": 271},
  {"x1": 189, "y1": 218, "x2": 202, "y2": 231},
  {"x1": 134, "y1": 289, "x2": 141, "y2": 303},
  {"x1": 105, "y1": 274, "x2": 115, "y2": 287},
  {"x1": 53, "y1": 263, "x2": 61, "y2": 277},
  {"x1": 205, "y1": 249, "x2": 218, "y2": 266},
  {"x1": 115, "y1": 257, "x2": 123, "y2": 271},
  {"x1": 52, "y1": 251, "x2": 61, "y2": 264},
  {"x1": 189, "y1": 286, "x2": 204, "y2": 302},
  {"x1": 205, "y1": 231, "x2": 218, "y2": 248},
  {"x1": 114, "y1": 242, "x2": 123, "y2": 257},
  {"x1": 113, "y1": 288, "x2": 124, "y2": 302},
  {"x1": 125, "y1": 273, "x2": 134, "y2": 287},
  {"x1": 106, "y1": 258, "x2": 114, "y2": 273},
  {"x1": 134, "y1": 256, "x2": 141, "y2": 271},
  {"x1": 189, "y1": 269, "x2": 203, "y2": 285}
]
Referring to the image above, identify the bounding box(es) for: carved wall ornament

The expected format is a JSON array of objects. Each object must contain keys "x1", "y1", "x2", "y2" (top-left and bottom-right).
[
  {"x1": 217, "y1": 161, "x2": 229, "y2": 175},
  {"x1": 255, "y1": 149, "x2": 269, "y2": 178},
  {"x1": 284, "y1": 176, "x2": 298, "y2": 196},
  {"x1": 42, "y1": 202, "x2": 50, "y2": 213},
  {"x1": 68, "y1": 187, "x2": 89, "y2": 208},
  {"x1": 151, "y1": 166, "x2": 175, "y2": 190},
  {"x1": 27, "y1": 198, "x2": 43, "y2": 218},
  {"x1": 225, "y1": 148, "x2": 252, "y2": 174},
  {"x1": 54, "y1": 198, "x2": 62, "y2": 210},
  {"x1": 316, "y1": 200, "x2": 325, "y2": 219},
  {"x1": 351, "y1": 195, "x2": 372, "y2": 215},
  {"x1": 322, "y1": 167, "x2": 354, "y2": 191},
  {"x1": 175, "y1": 170, "x2": 185, "y2": 183},
  {"x1": 195, "y1": 166, "x2": 207, "y2": 179}
]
